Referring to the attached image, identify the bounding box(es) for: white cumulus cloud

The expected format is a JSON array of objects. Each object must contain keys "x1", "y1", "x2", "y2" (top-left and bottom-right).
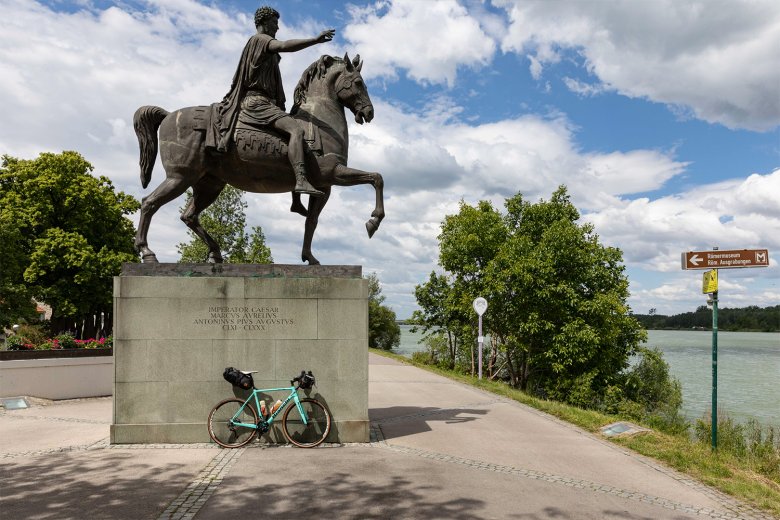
[
  {"x1": 497, "y1": 0, "x2": 780, "y2": 131},
  {"x1": 584, "y1": 169, "x2": 780, "y2": 271},
  {"x1": 1, "y1": 0, "x2": 776, "y2": 318},
  {"x1": 344, "y1": 0, "x2": 496, "y2": 86}
]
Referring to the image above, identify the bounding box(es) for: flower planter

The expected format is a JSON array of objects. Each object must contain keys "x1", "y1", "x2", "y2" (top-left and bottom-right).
[{"x1": 0, "y1": 348, "x2": 112, "y2": 361}]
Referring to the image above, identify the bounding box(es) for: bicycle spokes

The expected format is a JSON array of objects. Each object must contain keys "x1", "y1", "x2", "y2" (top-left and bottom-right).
[
  {"x1": 208, "y1": 399, "x2": 258, "y2": 448},
  {"x1": 282, "y1": 398, "x2": 331, "y2": 448}
]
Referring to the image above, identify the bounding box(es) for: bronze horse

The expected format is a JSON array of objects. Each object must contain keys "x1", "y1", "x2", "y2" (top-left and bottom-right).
[{"x1": 133, "y1": 53, "x2": 384, "y2": 265}]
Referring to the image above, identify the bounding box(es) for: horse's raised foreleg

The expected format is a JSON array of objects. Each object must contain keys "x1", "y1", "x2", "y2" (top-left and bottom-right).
[
  {"x1": 135, "y1": 176, "x2": 194, "y2": 263},
  {"x1": 180, "y1": 175, "x2": 227, "y2": 263},
  {"x1": 333, "y1": 164, "x2": 385, "y2": 238},
  {"x1": 301, "y1": 188, "x2": 331, "y2": 265}
]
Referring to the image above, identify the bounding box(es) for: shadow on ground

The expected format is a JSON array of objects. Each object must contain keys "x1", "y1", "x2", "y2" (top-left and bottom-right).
[
  {"x1": 369, "y1": 406, "x2": 488, "y2": 440},
  {"x1": 512, "y1": 509, "x2": 679, "y2": 520},
  {"x1": 201, "y1": 470, "x2": 487, "y2": 519},
  {"x1": 201, "y1": 465, "x2": 681, "y2": 520},
  {"x1": 0, "y1": 450, "x2": 204, "y2": 519}
]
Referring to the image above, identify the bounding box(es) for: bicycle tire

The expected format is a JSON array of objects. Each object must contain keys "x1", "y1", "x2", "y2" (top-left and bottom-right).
[
  {"x1": 208, "y1": 398, "x2": 258, "y2": 448},
  {"x1": 281, "y1": 398, "x2": 331, "y2": 448}
]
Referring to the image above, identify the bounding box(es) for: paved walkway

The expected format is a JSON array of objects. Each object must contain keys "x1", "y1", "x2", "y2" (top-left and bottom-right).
[{"x1": 0, "y1": 354, "x2": 776, "y2": 519}]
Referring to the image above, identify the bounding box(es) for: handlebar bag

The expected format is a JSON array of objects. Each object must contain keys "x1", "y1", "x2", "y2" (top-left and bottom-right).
[{"x1": 299, "y1": 371, "x2": 315, "y2": 390}]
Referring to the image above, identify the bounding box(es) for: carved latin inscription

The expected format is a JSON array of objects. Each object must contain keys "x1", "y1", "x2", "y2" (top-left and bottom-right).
[{"x1": 192, "y1": 306, "x2": 295, "y2": 332}]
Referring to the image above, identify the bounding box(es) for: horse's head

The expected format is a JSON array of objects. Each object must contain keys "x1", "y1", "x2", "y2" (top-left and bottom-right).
[
  {"x1": 293, "y1": 54, "x2": 374, "y2": 124},
  {"x1": 334, "y1": 53, "x2": 374, "y2": 124}
]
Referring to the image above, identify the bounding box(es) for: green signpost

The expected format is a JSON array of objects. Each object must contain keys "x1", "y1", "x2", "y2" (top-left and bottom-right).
[
  {"x1": 708, "y1": 282, "x2": 718, "y2": 450},
  {"x1": 682, "y1": 249, "x2": 769, "y2": 450}
]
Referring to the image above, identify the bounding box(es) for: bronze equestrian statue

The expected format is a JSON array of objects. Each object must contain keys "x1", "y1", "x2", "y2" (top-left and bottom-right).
[{"x1": 132, "y1": 6, "x2": 384, "y2": 265}]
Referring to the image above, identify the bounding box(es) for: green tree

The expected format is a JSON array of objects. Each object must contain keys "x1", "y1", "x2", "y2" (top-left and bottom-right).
[
  {"x1": 439, "y1": 200, "x2": 507, "y2": 286},
  {"x1": 490, "y1": 188, "x2": 645, "y2": 398},
  {"x1": 634, "y1": 305, "x2": 780, "y2": 332},
  {"x1": 0, "y1": 219, "x2": 38, "y2": 326},
  {"x1": 0, "y1": 152, "x2": 139, "y2": 334},
  {"x1": 177, "y1": 185, "x2": 273, "y2": 263},
  {"x1": 366, "y1": 273, "x2": 400, "y2": 350},
  {"x1": 437, "y1": 200, "x2": 509, "y2": 373},
  {"x1": 410, "y1": 271, "x2": 465, "y2": 369},
  {"x1": 415, "y1": 186, "x2": 647, "y2": 407}
]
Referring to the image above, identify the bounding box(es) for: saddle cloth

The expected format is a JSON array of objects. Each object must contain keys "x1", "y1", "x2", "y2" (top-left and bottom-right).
[{"x1": 194, "y1": 104, "x2": 323, "y2": 156}]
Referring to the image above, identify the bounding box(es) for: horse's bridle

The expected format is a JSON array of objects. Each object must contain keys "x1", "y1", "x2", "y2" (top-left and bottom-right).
[{"x1": 335, "y1": 72, "x2": 372, "y2": 115}]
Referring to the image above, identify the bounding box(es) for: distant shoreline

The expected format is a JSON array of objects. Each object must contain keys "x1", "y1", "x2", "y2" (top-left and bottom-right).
[
  {"x1": 396, "y1": 321, "x2": 779, "y2": 333},
  {"x1": 397, "y1": 305, "x2": 780, "y2": 333}
]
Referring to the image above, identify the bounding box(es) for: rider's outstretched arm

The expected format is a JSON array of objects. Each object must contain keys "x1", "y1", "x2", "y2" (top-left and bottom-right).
[{"x1": 269, "y1": 30, "x2": 335, "y2": 53}]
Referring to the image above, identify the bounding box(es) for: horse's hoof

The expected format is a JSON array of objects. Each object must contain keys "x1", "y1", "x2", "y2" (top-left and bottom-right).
[
  {"x1": 301, "y1": 254, "x2": 320, "y2": 266},
  {"x1": 141, "y1": 253, "x2": 159, "y2": 264},
  {"x1": 207, "y1": 253, "x2": 223, "y2": 264},
  {"x1": 366, "y1": 219, "x2": 378, "y2": 238}
]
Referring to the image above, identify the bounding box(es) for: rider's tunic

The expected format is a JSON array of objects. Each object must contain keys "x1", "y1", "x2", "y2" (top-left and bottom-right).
[{"x1": 207, "y1": 33, "x2": 288, "y2": 153}]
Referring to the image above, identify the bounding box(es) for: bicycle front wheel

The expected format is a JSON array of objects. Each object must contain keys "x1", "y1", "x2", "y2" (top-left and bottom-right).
[
  {"x1": 282, "y1": 398, "x2": 331, "y2": 448},
  {"x1": 208, "y1": 398, "x2": 258, "y2": 448}
]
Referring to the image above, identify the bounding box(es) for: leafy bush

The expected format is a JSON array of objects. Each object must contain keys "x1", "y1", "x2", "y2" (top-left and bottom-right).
[
  {"x1": 552, "y1": 370, "x2": 599, "y2": 409},
  {"x1": 55, "y1": 332, "x2": 77, "y2": 349},
  {"x1": 6, "y1": 335, "x2": 35, "y2": 350},
  {"x1": 624, "y1": 347, "x2": 683, "y2": 409},
  {"x1": 16, "y1": 323, "x2": 48, "y2": 345},
  {"x1": 36, "y1": 340, "x2": 58, "y2": 350},
  {"x1": 414, "y1": 333, "x2": 455, "y2": 370},
  {"x1": 621, "y1": 346, "x2": 687, "y2": 434},
  {"x1": 4, "y1": 333, "x2": 111, "y2": 351},
  {"x1": 411, "y1": 351, "x2": 435, "y2": 365}
]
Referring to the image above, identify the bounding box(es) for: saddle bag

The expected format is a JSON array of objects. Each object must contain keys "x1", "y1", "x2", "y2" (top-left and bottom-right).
[{"x1": 223, "y1": 367, "x2": 253, "y2": 390}]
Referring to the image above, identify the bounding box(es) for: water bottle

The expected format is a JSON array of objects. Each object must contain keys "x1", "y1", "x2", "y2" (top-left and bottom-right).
[
  {"x1": 271, "y1": 399, "x2": 282, "y2": 414},
  {"x1": 259, "y1": 400, "x2": 267, "y2": 418}
]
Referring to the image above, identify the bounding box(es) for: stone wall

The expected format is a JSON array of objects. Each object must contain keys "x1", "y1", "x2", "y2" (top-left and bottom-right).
[
  {"x1": 0, "y1": 356, "x2": 113, "y2": 400},
  {"x1": 111, "y1": 264, "x2": 368, "y2": 444}
]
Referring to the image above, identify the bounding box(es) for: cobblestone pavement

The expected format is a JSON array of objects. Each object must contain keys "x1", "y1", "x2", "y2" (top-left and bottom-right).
[{"x1": 157, "y1": 447, "x2": 245, "y2": 520}]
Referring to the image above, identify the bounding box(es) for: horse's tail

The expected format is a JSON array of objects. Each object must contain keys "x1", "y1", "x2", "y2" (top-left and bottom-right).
[{"x1": 133, "y1": 106, "x2": 170, "y2": 189}]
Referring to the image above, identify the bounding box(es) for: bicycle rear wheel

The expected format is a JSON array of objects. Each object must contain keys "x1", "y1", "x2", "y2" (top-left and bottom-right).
[
  {"x1": 282, "y1": 398, "x2": 331, "y2": 448},
  {"x1": 208, "y1": 398, "x2": 258, "y2": 448}
]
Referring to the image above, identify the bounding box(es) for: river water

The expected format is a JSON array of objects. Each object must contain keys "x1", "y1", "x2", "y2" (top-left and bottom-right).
[{"x1": 395, "y1": 325, "x2": 780, "y2": 426}]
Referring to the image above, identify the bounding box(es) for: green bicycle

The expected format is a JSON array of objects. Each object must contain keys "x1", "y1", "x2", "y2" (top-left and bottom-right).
[{"x1": 207, "y1": 369, "x2": 331, "y2": 448}]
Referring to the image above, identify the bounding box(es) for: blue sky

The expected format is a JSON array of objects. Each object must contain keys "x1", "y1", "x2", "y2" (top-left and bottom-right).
[{"x1": 1, "y1": 0, "x2": 778, "y2": 318}]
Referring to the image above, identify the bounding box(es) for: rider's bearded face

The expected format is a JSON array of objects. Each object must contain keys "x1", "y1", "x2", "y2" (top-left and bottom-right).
[{"x1": 260, "y1": 16, "x2": 279, "y2": 37}]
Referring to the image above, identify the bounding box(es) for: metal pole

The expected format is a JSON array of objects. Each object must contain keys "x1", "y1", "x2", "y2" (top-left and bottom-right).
[
  {"x1": 472, "y1": 297, "x2": 488, "y2": 381},
  {"x1": 711, "y1": 287, "x2": 718, "y2": 450},
  {"x1": 478, "y1": 315, "x2": 483, "y2": 380}
]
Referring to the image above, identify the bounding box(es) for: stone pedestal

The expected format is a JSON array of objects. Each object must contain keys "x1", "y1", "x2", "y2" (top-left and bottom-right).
[{"x1": 111, "y1": 264, "x2": 368, "y2": 444}]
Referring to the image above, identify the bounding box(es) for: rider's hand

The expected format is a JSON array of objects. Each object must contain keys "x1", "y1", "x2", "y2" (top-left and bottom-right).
[{"x1": 317, "y1": 29, "x2": 335, "y2": 43}]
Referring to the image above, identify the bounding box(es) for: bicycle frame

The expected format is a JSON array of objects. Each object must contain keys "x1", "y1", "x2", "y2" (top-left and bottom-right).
[{"x1": 229, "y1": 386, "x2": 309, "y2": 430}]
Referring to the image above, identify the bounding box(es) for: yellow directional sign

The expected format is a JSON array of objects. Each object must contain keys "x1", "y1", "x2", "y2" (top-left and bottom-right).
[{"x1": 702, "y1": 269, "x2": 718, "y2": 294}]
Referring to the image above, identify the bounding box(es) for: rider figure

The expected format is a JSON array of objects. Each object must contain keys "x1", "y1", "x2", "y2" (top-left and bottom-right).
[{"x1": 206, "y1": 6, "x2": 334, "y2": 197}]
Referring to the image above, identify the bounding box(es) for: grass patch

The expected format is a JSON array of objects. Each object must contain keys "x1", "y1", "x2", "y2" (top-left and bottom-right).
[{"x1": 370, "y1": 348, "x2": 780, "y2": 517}]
